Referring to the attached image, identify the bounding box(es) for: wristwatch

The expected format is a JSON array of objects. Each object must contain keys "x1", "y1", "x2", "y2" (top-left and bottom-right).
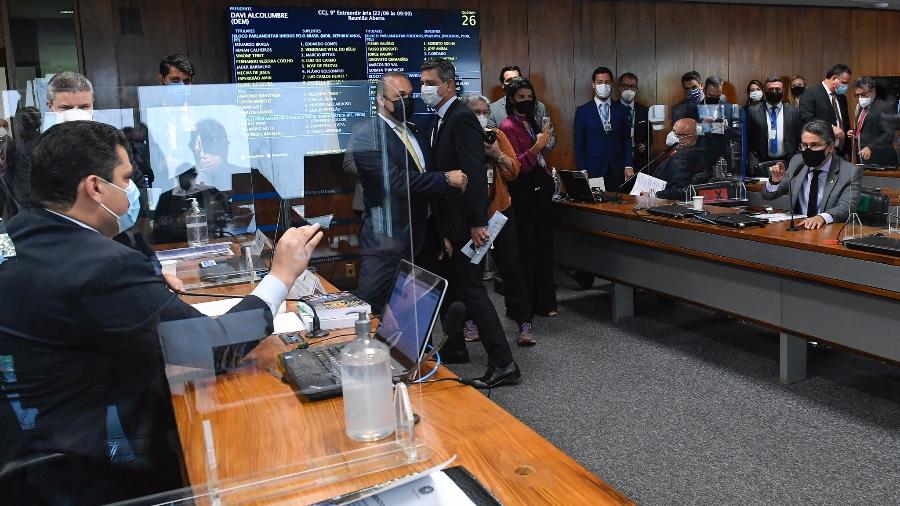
[
  {"x1": 496, "y1": 153, "x2": 506, "y2": 164},
  {"x1": 445, "y1": 172, "x2": 451, "y2": 184}
]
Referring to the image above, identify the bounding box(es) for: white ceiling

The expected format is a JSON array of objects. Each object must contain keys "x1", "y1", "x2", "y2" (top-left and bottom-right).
[{"x1": 677, "y1": 0, "x2": 900, "y2": 11}]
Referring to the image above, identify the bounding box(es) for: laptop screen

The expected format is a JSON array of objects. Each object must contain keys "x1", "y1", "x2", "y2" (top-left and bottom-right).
[{"x1": 376, "y1": 260, "x2": 446, "y2": 369}]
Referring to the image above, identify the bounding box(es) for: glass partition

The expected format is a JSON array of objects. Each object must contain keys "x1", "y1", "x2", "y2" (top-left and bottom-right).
[{"x1": 1, "y1": 79, "x2": 450, "y2": 505}]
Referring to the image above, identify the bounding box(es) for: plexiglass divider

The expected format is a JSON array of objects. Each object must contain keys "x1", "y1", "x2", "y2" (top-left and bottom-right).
[{"x1": 0, "y1": 81, "x2": 441, "y2": 503}]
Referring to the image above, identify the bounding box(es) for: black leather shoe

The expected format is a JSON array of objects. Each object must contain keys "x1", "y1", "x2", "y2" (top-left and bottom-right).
[
  {"x1": 465, "y1": 361, "x2": 521, "y2": 389},
  {"x1": 441, "y1": 348, "x2": 470, "y2": 364}
]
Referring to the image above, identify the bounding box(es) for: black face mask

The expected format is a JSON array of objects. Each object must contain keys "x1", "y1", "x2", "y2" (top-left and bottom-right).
[
  {"x1": 765, "y1": 90, "x2": 783, "y2": 105},
  {"x1": 390, "y1": 96, "x2": 415, "y2": 123},
  {"x1": 801, "y1": 146, "x2": 829, "y2": 168},
  {"x1": 704, "y1": 96, "x2": 720, "y2": 105},
  {"x1": 791, "y1": 85, "x2": 805, "y2": 96},
  {"x1": 514, "y1": 100, "x2": 535, "y2": 116}
]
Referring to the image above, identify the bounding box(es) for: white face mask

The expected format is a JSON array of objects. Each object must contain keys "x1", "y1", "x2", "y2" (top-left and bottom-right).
[
  {"x1": 749, "y1": 90, "x2": 763, "y2": 102},
  {"x1": 666, "y1": 130, "x2": 679, "y2": 147},
  {"x1": 595, "y1": 84, "x2": 612, "y2": 99},
  {"x1": 55, "y1": 108, "x2": 93, "y2": 123},
  {"x1": 0, "y1": 128, "x2": 8, "y2": 137},
  {"x1": 858, "y1": 96, "x2": 872, "y2": 109},
  {"x1": 477, "y1": 114, "x2": 489, "y2": 129},
  {"x1": 420, "y1": 84, "x2": 443, "y2": 108},
  {"x1": 620, "y1": 89, "x2": 636, "y2": 103}
]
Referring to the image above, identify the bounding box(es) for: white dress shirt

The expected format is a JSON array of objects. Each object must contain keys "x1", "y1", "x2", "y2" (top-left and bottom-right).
[{"x1": 379, "y1": 113, "x2": 426, "y2": 171}]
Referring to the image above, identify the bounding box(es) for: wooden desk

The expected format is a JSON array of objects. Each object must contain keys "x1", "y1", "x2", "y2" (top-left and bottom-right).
[
  {"x1": 554, "y1": 196, "x2": 900, "y2": 384},
  {"x1": 171, "y1": 285, "x2": 632, "y2": 505}
]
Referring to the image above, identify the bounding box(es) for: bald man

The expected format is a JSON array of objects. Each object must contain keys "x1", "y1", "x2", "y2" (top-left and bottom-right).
[{"x1": 641, "y1": 118, "x2": 707, "y2": 200}]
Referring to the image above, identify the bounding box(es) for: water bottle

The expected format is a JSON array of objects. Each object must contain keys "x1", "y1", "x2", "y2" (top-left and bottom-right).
[
  {"x1": 185, "y1": 198, "x2": 209, "y2": 247},
  {"x1": 551, "y1": 167, "x2": 561, "y2": 200},
  {"x1": 341, "y1": 311, "x2": 395, "y2": 442}
]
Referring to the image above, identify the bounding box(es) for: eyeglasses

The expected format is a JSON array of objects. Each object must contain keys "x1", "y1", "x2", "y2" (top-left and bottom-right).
[{"x1": 799, "y1": 142, "x2": 829, "y2": 151}]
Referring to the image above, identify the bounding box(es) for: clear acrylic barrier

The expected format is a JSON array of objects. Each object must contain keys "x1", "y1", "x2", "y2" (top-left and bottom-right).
[{"x1": 2, "y1": 79, "x2": 447, "y2": 504}]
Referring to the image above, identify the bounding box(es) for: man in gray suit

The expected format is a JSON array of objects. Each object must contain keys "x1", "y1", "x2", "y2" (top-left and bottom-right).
[{"x1": 763, "y1": 119, "x2": 861, "y2": 229}]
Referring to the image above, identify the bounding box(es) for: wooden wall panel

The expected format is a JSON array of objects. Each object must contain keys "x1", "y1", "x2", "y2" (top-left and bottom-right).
[
  {"x1": 574, "y1": 0, "x2": 616, "y2": 105},
  {"x1": 727, "y1": 5, "x2": 763, "y2": 106},
  {"x1": 762, "y1": 8, "x2": 793, "y2": 83},
  {"x1": 851, "y1": 11, "x2": 879, "y2": 76},
  {"x1": 790, "y1": 7, "x2": 823, "y2": 90},
  {"x1": 479, "y1": 0, "x2": 530, "y2": 101},
  {"x1": 527, "y1": 0, "x2": 575, "y2": 168},
  {"x1": 615, "y1": 1, "x2": 656, "y2": 105},
  {"x1": 654, "y1": 3, "x2": 693, "y2": 122},
  {"x1": 73, "y1": 0, "x2": 900, "y2": 172}
]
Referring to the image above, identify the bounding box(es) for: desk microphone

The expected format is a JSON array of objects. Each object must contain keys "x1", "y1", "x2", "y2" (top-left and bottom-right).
[
  {"x1": 617, "y1": 142, "x2": 679, "y2": 192},
  {"x1": 297, "y1": 298, "x2": 329, "y2": 338},
  {"x1": 785, "y1": 164, "x2": 806, "y2": 232}
]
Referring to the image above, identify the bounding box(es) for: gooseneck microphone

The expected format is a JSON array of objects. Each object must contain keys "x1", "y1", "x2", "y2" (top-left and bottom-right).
[{"x1": 617, "y1": 142, "x2": 679, "y2": 192}]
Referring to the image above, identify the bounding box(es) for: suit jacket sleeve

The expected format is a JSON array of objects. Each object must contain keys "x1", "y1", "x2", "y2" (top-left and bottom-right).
[
  {"x1": 655, "y1": 155, "x2": 692, "y2": 200},
  {"x1": 455, "y1": 111, "x2": 490, "y2": 228},
  {"x1": 573, "y1": 106, "x2": 587, "y2": 172},
  {"x1": 82, "y1": 248, "x2": 274, "y2": 368},
  {"x1": 823, "y1": 162, "x2": 862, "y2": 223},
  {"x1": 799, "y1": 92, "x2": 816, "y2": 126}
]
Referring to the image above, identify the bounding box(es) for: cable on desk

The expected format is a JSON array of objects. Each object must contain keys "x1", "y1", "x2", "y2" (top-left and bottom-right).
[{"x1": 411, "y1": 349, "x2": 441, "y2": 384}]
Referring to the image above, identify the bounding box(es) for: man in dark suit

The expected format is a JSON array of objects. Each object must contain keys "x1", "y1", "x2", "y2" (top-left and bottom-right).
[
  {"x1": 349, "y1": 71, "x2": 467, "y2": 313},
  {"x1": 0, "y1": 121, "x2": 323, "y2": 504},
  {"x1": 573, "y1": 66, "x2": 634, "y2": 191},
  {"x1": 617, "y1": 72, "x2": 652, "y2": 171},
  {"x1": 800, "y1": 64, "x2": 852, "y2": 157},
  {"x1": 851, "y1": 76, "x2": 899, "y2": 167},
  {"x1": 763, "y1": 119, "x2": 861, "y2": 229},
  {"x1": 419, "y1": 58, "x2": 519, "y2": 388},
  {"x1": 747, "y1": 76, "x2": 802, "y2": 176},
  {"x1": 637, "y1": 118, "x2": 707, "y2": 200}
]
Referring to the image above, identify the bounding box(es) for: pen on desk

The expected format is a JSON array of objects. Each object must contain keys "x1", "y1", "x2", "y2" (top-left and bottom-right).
[{"x1": 265, "y1": 366, "x2": 283, "y2": 381}]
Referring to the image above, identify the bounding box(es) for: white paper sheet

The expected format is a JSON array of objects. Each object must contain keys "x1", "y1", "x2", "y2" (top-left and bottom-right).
[
  {"x1": 630, "y1": 172, "x2": 667, "y2": 196},
  {"x1": 461, "y1": 211, "x2": 508, "y2": 264},
  {"x1": 273, "y1": 312, "x2": 306, "y2": 334},
  {"x1": 751, "y1": 212, "x2": 795, "y2": 223},
  {"x1": 192, "y1": 299, "x2": 286, "y2": 317}
]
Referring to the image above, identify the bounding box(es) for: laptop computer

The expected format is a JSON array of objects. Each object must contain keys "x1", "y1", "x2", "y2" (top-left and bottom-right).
[
  {"x1": 558, "y1": 170, "x2": 622, "y2": 203},
  {"x1": 646, "y1": 203, "x2": 706, "y2": 218},
  {"x1": 843, "y1": 234, "x2": 900, "y2": 257},
  {"x1": 279, "y1": 259, "x2": 448, "y2": 400}
]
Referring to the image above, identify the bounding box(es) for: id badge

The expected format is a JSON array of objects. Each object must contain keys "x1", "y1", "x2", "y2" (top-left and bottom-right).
[
  {"x1": 603, "y1": 122, "x2": 612, "y2": 133},
  {"x1": 487, "y1": 167, "x2": 494, "y2": 184},
  {"x1": 768, "y1": 129, "x2": 777, "y2": 140},
  {"x1": 711, "y1": 121, "x2": 725, "y2": 134}
]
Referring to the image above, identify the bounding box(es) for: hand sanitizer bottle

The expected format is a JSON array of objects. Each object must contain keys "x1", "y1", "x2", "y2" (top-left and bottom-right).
[
  {"x1": 341, "y1": 311, "x2": 395, "y2": 442},
  {"x1": 185, "y1": 198, "x2": 208, "y2": 247}
]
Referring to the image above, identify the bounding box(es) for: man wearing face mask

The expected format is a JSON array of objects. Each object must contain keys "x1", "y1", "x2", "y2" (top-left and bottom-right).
[
  {"x1": 747, "y1": 76, "x2": 802, "y2": 175},
  {"x1": 616, "y1": 72, "x2": 652, "y2": 171},
  {"x1": 672, "y1": 71, "x2": 704, "y2": 123},
  {"x1": 574, "y1": 66, "x2": 634, "y2": 190},
  {"x1": 0, "y1": 121, "x2": 324, "y2": 503},
  {"x1": 800, "y1": 64, "x2": 852, "y2": 158},
  {"x1": 763, "y1": 119, "x2": 861, "y2": 230},
  {"x1": 640, "y1": 118, "x2": 707, "y2": 200},
  {"x1": 849, "y1": 76, "x2": 899, "y2": 167},
  {"x1": 348, "y1": 71, "x2": 466, "y2": 313},
  {"x1": 487, "y1": 65, "x2": 556, "y2": 153},
  {"x1": 419, "y1": 58, "x2": 521, "y2": 387}
]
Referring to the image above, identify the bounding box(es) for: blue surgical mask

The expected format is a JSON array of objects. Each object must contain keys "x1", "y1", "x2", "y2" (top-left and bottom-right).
[
  {"x1": 836, "y1": 83, "x2": 848, "y2": 95},
  {"x1": 99, "y1": 178, "x2": 140, "y2": 234},
  {"x1": 686, "y1": 87, "x2": 704, "y2": 104}
]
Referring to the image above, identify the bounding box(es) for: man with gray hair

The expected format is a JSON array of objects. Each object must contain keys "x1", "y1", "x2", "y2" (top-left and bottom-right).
[
  {"x1": 763, "y1": 119, "x2": 861, "y2": 229},
  {"x1": 46, "y1": 71, "x2": 95, "y2": 122},
  {"x1": 851, "y1": 76, "x2": 898, "y2": 167}
]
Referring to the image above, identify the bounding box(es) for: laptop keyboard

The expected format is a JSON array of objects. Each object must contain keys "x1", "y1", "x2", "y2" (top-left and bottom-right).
[{"x1": 312, "y1": 345, "x2": 344, "y2": 384}]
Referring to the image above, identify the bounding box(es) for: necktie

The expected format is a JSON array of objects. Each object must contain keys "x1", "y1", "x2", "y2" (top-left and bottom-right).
[
  {"x1": 830, "y1": 93, "x2": 842, "y2": 125},
  {"x1": 395, "y1": 124, "x2": 424, "y2": 172},
  {"x1": 624, "y1": 106, "x2": 634, "y2": 145},
  {"x1": 856, "y1": 107, "x2": 868, "y2": 135},
  {"x1": 806, "y1": 168, "x2": 822, "y2": 217},
  {"x1": 768, "y1": 106, "x2": 779, "y2": 156},
  {"x1": 599, "y1": 102, "x2": 610, "y2": 128},
  {"x1": 430, "y1": 117, "x2": 442, "y2": 147}
]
